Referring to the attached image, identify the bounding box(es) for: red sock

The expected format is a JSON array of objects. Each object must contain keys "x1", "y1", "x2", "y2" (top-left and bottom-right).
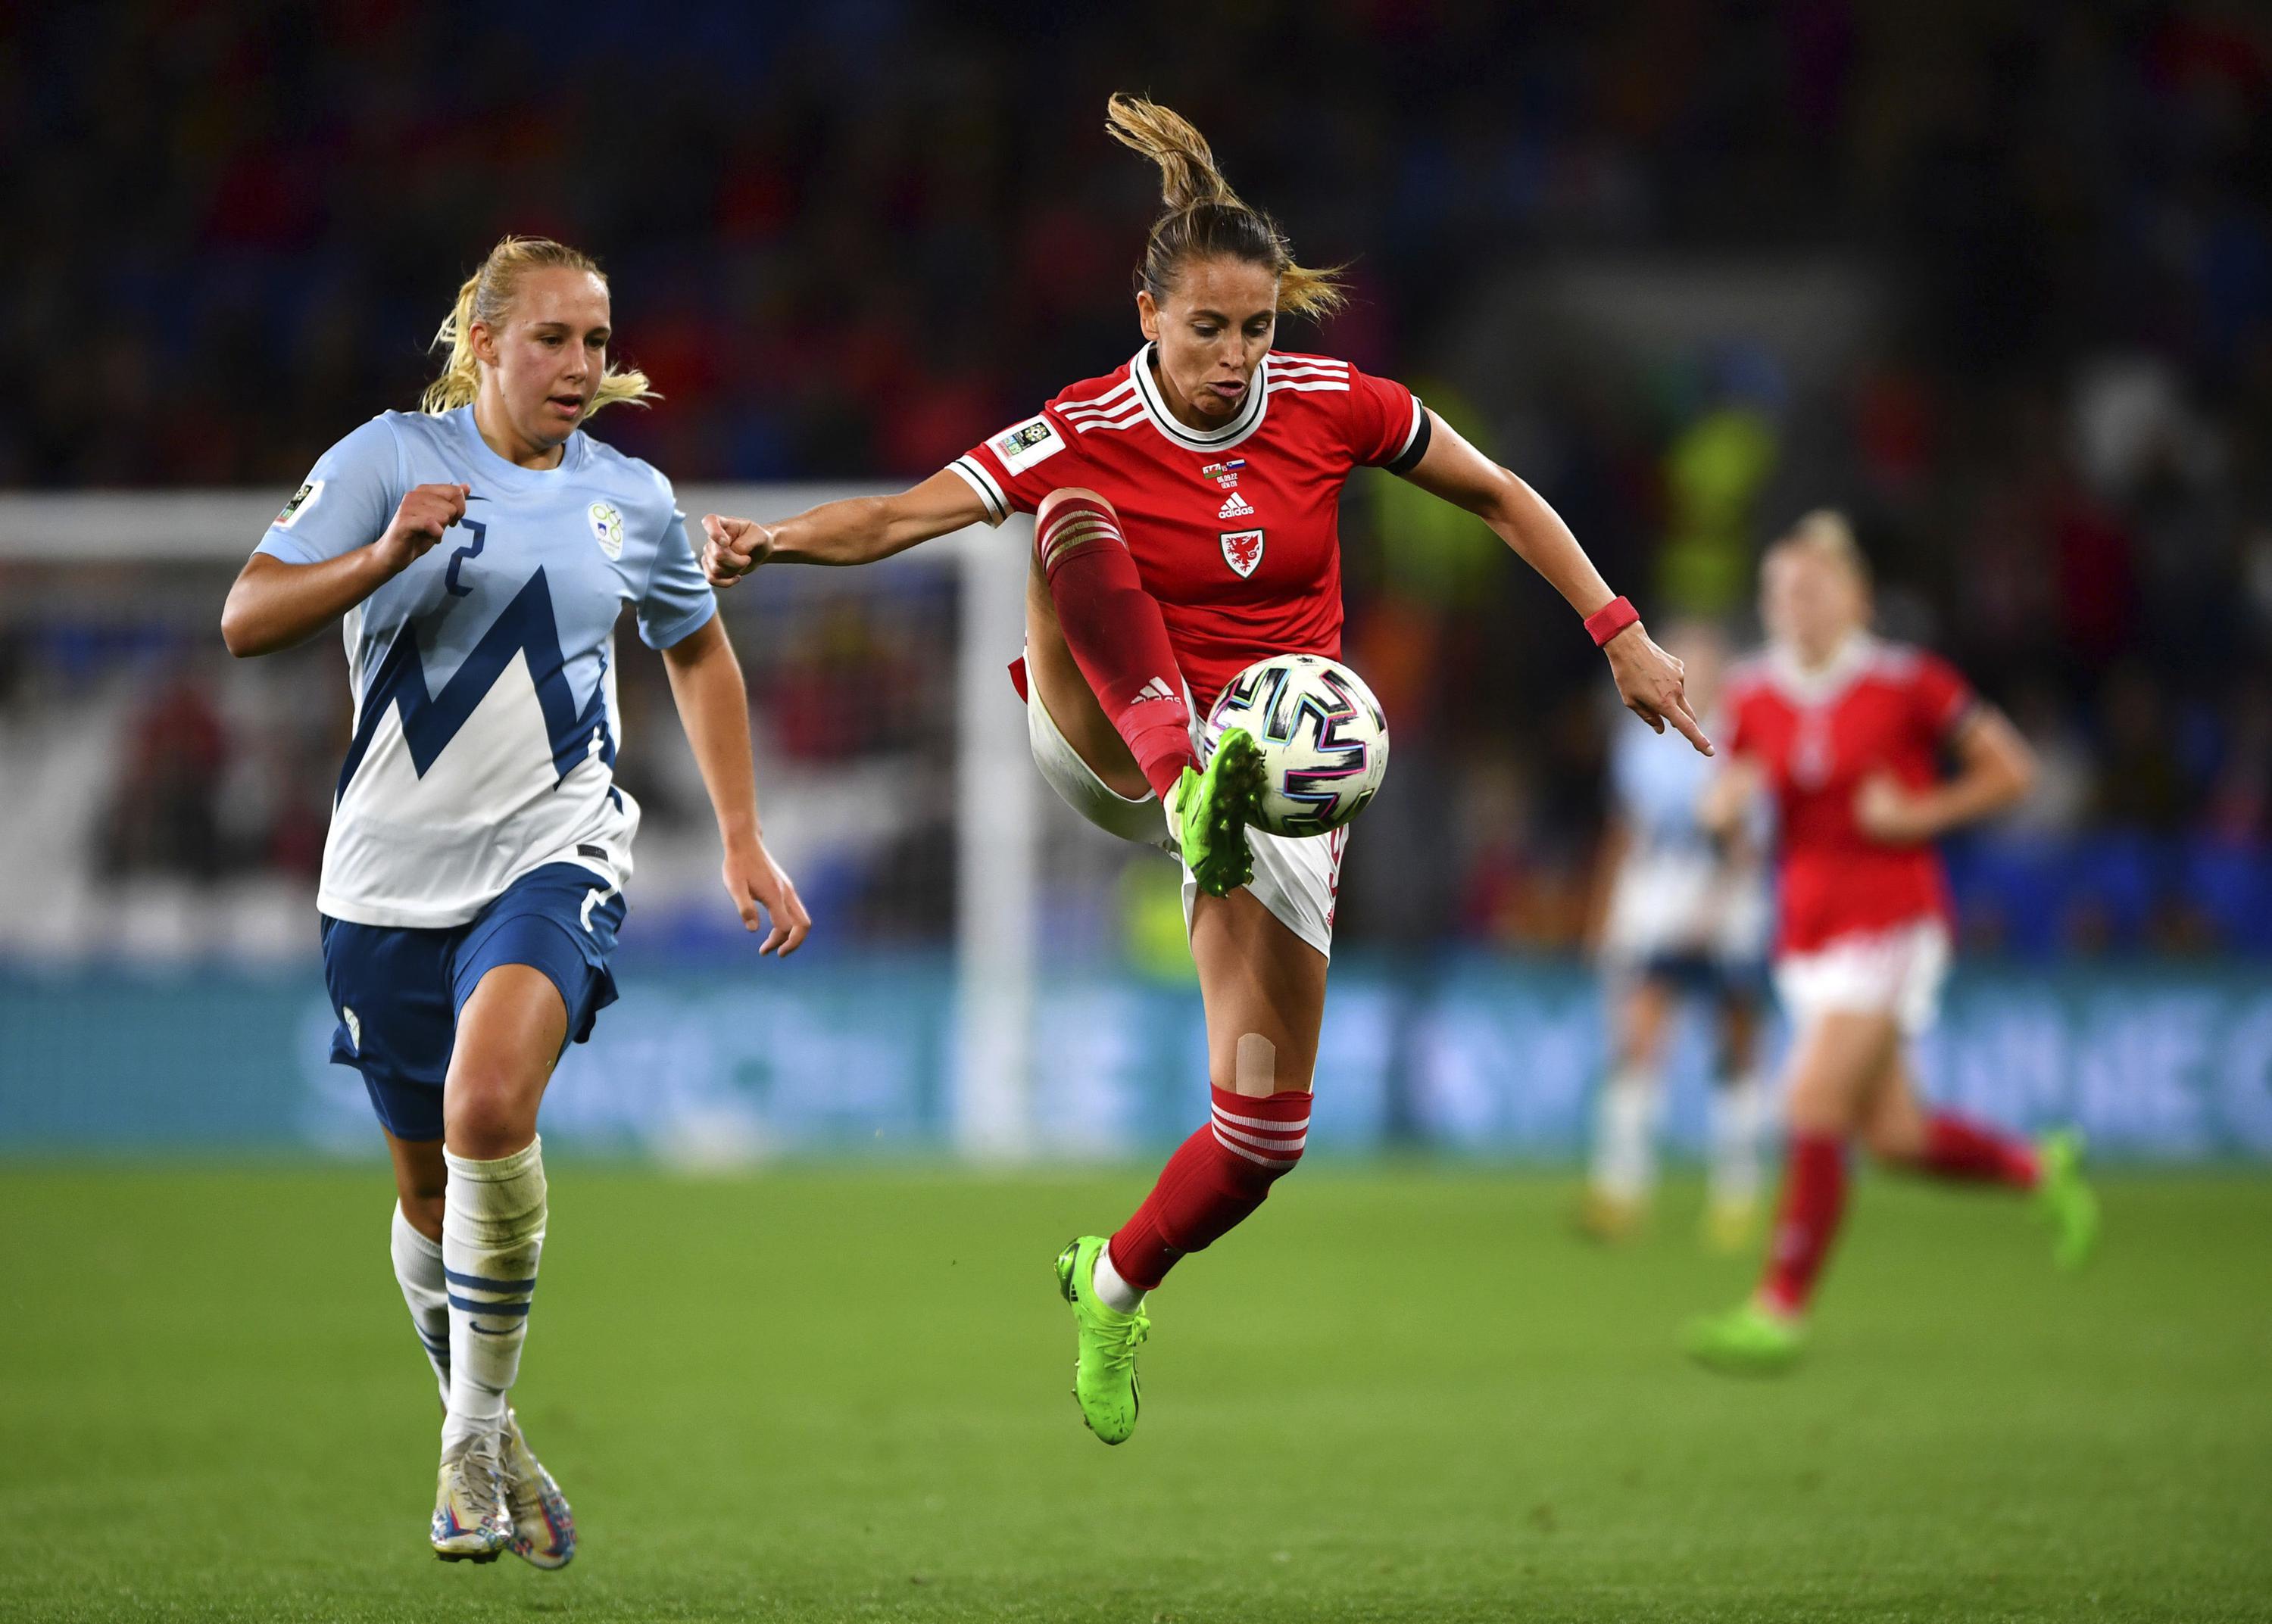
[
  {"x1": 1760, "y1": 1133, "x2": 1847, "y2": 1317},
  {"x1": 1035, "y1": 492, "x2": 1200, "y2": 800},
  {"x1": 1107, "y1": 1086, "x2": 1310, "y2": 1289},
  {"x1": 1908, "y1": 1112, "x2": 2039, "y2": 1189}
]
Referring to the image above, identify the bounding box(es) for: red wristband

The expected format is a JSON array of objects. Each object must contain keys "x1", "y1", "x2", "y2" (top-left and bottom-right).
[{"x1": 1584, "y1": 595, "x2": 1640, "y2": 647}]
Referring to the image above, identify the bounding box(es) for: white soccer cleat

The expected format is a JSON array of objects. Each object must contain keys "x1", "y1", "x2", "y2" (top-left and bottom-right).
[
  {"x1": 501, "y1": 1407, "x2": 576, "y2": 1569},
  {"x1": 431, "y1": 1429, "x2": 513, "y2": 1562}
]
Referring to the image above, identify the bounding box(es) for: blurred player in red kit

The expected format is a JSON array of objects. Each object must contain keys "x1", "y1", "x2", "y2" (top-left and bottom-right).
[
  {"x1": 1685, "y1": 512, "x2": 2099, "y2": 1373},
  {"x1": 699, "y1": 96, "x2": 1706, "y2": 1439}
]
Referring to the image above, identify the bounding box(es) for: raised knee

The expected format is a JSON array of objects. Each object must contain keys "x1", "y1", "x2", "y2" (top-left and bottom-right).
[
  {"x1": 1034, "y1": 487, "x2": 1124, "y2": 572},
  {"x1": 1035, "y1": 486, "x2": 1115, "y2": 525},
  {"x1": 445, "y1": 1071, "x2": 535, "y2": 1160}
]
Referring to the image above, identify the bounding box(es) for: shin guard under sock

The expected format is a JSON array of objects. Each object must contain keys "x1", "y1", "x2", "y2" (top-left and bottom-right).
[{"x1": 1107, "y1": 1086, "x2": 1310, "y2": 1290}]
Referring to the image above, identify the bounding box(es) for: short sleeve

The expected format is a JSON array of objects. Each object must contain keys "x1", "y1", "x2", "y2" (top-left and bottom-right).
[
  {"x1": 947, "y1": 410, "x2": 1072, "y2": 527},
  {"x1": 635, "y1": 507, "x2": 719, "y2": 650},
  {"x1": 1909, "y1": 651, "x2": 1977, "y2": 742},
  {"x1": 253, "y1": 416, "x2": 402, "y2": 565},
  {"x1": 1344, "y1": 368, "x2": 1429, "y2": 473}
]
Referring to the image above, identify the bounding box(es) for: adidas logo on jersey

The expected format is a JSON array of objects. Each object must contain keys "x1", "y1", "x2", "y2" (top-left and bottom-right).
[
  {"x1": 1218, "y1": 491, "x2": 1255, "y2": 519},
  {"x1": 1130, "y1": 676, "x2": 1181, "y2": 706}
]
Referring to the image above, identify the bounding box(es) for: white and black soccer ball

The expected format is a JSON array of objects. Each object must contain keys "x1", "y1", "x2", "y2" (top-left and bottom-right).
[{"x1": 1202, "y1": 654, "x2": 1390, "y2": 837}]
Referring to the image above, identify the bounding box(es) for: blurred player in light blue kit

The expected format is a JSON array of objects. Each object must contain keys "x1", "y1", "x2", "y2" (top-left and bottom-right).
[
  {"x1": 1582, "y1": 622, "x2": 1772, "y2": 1247},
  {"x1": 220, "y1": 237, "x2": 810, "y2": 1564}
]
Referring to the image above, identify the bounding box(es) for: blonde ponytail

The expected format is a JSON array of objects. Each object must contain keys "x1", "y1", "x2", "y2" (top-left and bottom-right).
[
  {"x1": 420, "y1": 236, "x2": 657, "y2": 417},
  {"x1": 1106, "y1": 93, "x2": 1347, "y2": 321}
]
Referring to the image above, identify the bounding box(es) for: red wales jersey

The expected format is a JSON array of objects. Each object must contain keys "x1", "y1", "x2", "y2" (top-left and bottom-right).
[
  {"x1": 948, "y1": 344, "x2": 1428, "y2": 708},
  {"x1": 1724, "y1": 637, "x2": 1979, "y2": 955}
]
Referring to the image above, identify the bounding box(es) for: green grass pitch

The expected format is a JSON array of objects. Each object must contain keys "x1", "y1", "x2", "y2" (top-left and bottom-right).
[{"x1": 2, "y1": 1165, "x2": 2267, "y2": 1622}]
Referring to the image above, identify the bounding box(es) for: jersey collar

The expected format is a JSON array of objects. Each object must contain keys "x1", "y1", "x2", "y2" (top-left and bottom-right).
[
  {"x1": 1768, "y1": 631, "x2": 1877, "y2": 705},
  {"x1": 451, "y1": 405, "x2": 587, "y2": 488},
  {"x1": 1129, "y1": 343, "x2": 1269, "y2": 453}
]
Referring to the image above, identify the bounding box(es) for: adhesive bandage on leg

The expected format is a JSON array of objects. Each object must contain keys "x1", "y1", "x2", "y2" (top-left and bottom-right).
[
  {"x1": 1232, "y1": 1033, "x2": 1279, "y2": 1098},
  {"x1": 390, "y1": 1202, "x2": 452, "y2": 1407},
  {"x1": 440, "y1": 1137, "x2": 547, "y2": 1453}
]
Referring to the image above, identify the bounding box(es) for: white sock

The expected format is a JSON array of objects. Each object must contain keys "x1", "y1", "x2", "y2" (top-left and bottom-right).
[
  {"x1": 1590, "y1": 1068, "x2": 1660, "y2": 1203},
  {"x1": 389, "y1": 1202, "x2": 452, "y2": 1407},
  {"x1": 1709, "y1": 1074, "x2": 1766, "y2": 1208},
  {"x1": 441, "y1": 1138, "x2": 546, "y2": 1454},
  {"x1": 1091, "y1": 1242, "x2": 1144, "y2": 1314}
]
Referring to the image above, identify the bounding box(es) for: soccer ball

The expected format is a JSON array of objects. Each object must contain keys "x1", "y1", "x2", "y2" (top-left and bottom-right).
[{"x1": 1202, "y1": 654, "x2": 1390, "y2": 837}]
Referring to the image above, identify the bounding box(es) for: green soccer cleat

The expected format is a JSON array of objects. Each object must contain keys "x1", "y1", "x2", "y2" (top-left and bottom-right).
[
  {"x1": 1168, "y1": 728, "x2": 1266, "y2": 898},
  {"x1": 2035, "y1": 1129, "x2": 2099, "y2": 1273},
  {"x1": 1054, "y1": 1236, "x2": 1150, "y2": 1445},
  {"x1": 1682, "y1": 1298, "x2": 1805, "y2": 1376},
  {"x1": 501, "y1": 1407, "x2": 576, "y2": 1570}
]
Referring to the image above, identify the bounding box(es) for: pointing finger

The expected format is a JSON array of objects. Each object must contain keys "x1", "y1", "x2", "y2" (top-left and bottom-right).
[{"x1": 1666, "y1": 691, "x2": 1715, "y2": 756}]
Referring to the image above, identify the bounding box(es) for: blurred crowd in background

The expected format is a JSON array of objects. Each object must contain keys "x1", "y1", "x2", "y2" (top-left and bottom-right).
[{"x1": 5, "y1": 1, "x2": 2270, "y2": 960}]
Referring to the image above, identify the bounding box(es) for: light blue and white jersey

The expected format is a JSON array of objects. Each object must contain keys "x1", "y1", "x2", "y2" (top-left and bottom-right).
[
  {"x1": 257, "y1": 407, "x2": 716, "y2": 928},
  {"x1": 1600, "y1": 720, "x2": 1771, "y2": 965},
  {"x1": 1610, "y1": 722, "x2": 1721, "y2": 861}
]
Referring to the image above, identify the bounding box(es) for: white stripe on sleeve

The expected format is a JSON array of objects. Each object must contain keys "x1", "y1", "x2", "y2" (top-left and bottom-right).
[{"x1": 947, "y1": 457, "x2": 1008, "y2": 525}]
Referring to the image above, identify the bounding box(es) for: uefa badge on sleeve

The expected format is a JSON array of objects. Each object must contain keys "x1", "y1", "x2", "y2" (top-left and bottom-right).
[
  {"x1": 276, "y1": 480, "x2": 324, "y2": 528},
  {"x1": 588, "y1": 501, "x2": 626, "y2": 560}
]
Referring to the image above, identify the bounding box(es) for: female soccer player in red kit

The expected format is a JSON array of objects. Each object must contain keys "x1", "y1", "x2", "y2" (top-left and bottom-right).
[
  {"x1": 1684, "y1": 513, "x2": 2099, "y2": 1373},
  {"x1": 703, "y1": 96, "x2": 1706, "y2": 1440}
]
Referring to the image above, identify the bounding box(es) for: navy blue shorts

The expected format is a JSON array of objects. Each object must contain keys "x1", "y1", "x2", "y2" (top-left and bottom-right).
[
  {"x1": 320, "y1": 863, "x2": 627, "y2": 1142},
  {"x1": 1636, "y1": 949, "x2": 1771, "y2": 1003}
]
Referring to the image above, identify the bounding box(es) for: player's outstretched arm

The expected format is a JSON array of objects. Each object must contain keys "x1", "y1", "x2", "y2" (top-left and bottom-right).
[
  {"x1": 659, "y1": 612, "x2": 811, "y2": 955},
  {"x1": 220, "y1": 483, "x2": 470, "y2": 657},
  {"x1": 700, "y1": 469, "x2": 990, "y2": 587},
  {"x1": 1399, "y1": 413, "x2": 1712, "y2": 756}
]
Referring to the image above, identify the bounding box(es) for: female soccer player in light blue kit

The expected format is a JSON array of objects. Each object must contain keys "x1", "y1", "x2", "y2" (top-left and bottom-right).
[{"x1": 222, "y1": 236, "x2": 810, "y2": 1563}]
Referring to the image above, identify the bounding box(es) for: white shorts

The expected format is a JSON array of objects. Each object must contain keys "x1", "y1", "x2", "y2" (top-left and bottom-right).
[
  {"x1": 1025, "y1": 681, "x2": 1345, "y2": 959},
  {"x1": 1599, "y1": 849, "x2": 1772, "y2": 971},
  {"x1": 1773, "y1": 918, "x2": 1952, "y2": 1037}
]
